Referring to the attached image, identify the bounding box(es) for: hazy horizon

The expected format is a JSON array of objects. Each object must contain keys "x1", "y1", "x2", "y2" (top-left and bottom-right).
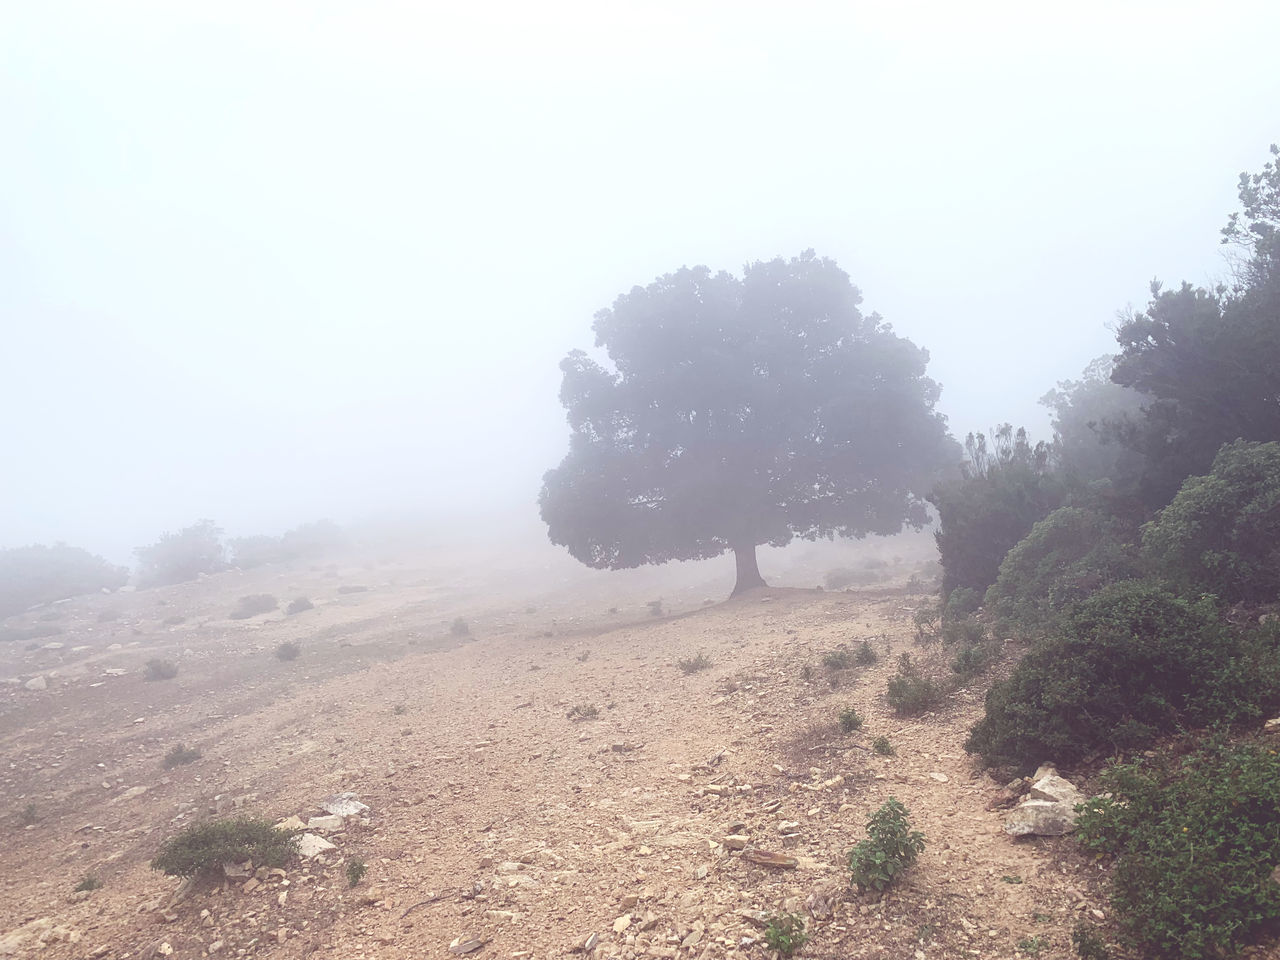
[{"x1": 3, "y1": 2, "x2": 1278, "y2": 564}]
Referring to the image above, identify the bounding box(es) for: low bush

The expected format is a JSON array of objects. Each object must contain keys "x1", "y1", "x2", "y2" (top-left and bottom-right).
[
  {"x1": 345, "y1": 857, "x2": 368, "y2": 887},
  {"x1": 848, "y1": 797, "x2": 926, "y2": 892},
  {"x1": 763, "y1": 913, "x2": 808, "y2": 955},
  {"x1": 940, "y1": 613, "x2": 985, "y2": 647},
  {"x1": 0, "y1": 544, "x2": 128, "y2": 619},
  {"x1": 944, "y1": 587, "x2": 982, "y2": 619},
  {"x1": 886, "y1": 654, "x2": 945, "y2": 715},
  {"x1": 145, "y1": 658, "x2": 179, "y2": 681},
  {"x1": 677, "y1": 652, "x2": 712, "y2": 674},
  {"x1": 1076, "y1": 736, "x2": 1280, "y2": 959},
  {"x1": 912, "y1": 605, "x2": 940, "y2": 644},
  {"x1": 228, "y1": 594, "x2": 278, "y2": 620},
  {"x1": 151, "y1": 817, "x2": 300, "y2": 878},
  {"x1": 450, "y1": 617, "x2": 471, "y2": 637},
  {"x1": 839, "y1": 706, "x2": 864, "y2": 733},
  {"x1": 965, "y1": 581, "x2": 1256, "y2": 768},
  {"x1": 163, "y1": 744, "x2": 202, "y2": 768},
  {"x1": 275, "y1": 641, "x2": 301, "y2": 661},
  {"x1": 135, "y1": 520, "x2": 225, "y2": 588},
  {"x1": 73, "y1": 874, "x2": 102, "y2": 892},
  {"x1": 286, "y1": 597, "x2": 314, "y2": 615},
  {"x1": 822, "y1": 647, "x2": 854, "y2": 670},
  {"x1": 567, "y1": 703, "x2": 599, "y2": 721},
  {"x1": 0, "y1": 624, "x2": 62, "y2": 644},
  {"x1": 855, "y1": 640, "x2": 878, "y2": 665},
  {"x1": 871, "y1": 735, "x2": 895, "y2": 756},
  {"x1": 950, "y1": 642, "x2": 995, "y2": 680}
]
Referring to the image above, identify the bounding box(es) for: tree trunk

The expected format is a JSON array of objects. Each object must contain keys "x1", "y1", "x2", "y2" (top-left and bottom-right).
[{"x1": 730, "y1": 543, "x2": 767, "y2": 597}]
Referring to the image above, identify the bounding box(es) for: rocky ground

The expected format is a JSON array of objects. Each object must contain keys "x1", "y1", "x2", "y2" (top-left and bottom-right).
[{"x1": 0, "y1": 540, "x2": 1114, "y2": 959}]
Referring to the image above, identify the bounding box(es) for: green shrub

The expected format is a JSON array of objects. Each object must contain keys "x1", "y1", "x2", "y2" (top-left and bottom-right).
[
  {"x1": 229, "y1": 594, "x2": 278, "y2": 620},
  {"x1": 1076, "y1": 737, "x2": 1280, "y2": 959},
  {"x1": 1071, "y1": 924, "x2": 1111, "y2": 960},
  {"x1": 822, "y1": 647, "x2": 854, "y2": 670},
  {"x1": 286, "y1": 597, "x2": 314, "y2": 615},
  {"x1": 145, "y1": 658, "x2": 179, "y2": 681},
  {"x1": 1142, "y1": 440, "x2": 1280, "y2": 605},
  {"x1": 872, "y1": 735, "x2": 895, "y2": 756},
  {"x1": 135, "y1": 520, "x2": 226, "y2": 588},
  {"x1": 839, "y1": 706, "x2": 864, "y2": 733},
  {"x1": 950, "y1": 642, "x2": 994, "y2": 680},
  {"x1": 275, "y1": 641, "x2": 301, "y2": 661},
  {"x1": 848, "y1": 798, "x2": 926, "y2": 892},
  {"x1": 163, "y1": 744, "x2": 202, "y2": 768},
  {"x1": 345, "y1": 857, "x2": 368, "y2": 887},
  {"x1": 677, "y1": 652, "x2": 712, "y2": 674},
  {"x1": 944, "y1": 587, "x2": 982, "y2": 619},
  {"x1": 912, "y1": 605, "x2": 940, "y2": 644},
  {"x1": 855, "y1": 640, "x2": 878, "y2": 665},
  {"x1": 965, "y1": 581, "x2": 1247, "y2": 768},
  {"x1": 763, "y1": 913, "x2": 808, "y2": 955},
  {"x1": 886, "y1": 653, "x2": 945, "y2": 716},
  {"x1": 0, "y1": 544, "x2": 128, "y2": 619},
  {"x1": 567, "y1": 703, "x2": 598, "y2": 721},
  {"x1": 151, "y1": 817, "x2": 300, "y2": 878},
  {"x1": 940, "y1": 613, "x2": 985, "y2": 647},
  {"x1": 986, "y1": 506, "x2": 1141, "y2": 638},
  {"x1": 74, "y1": 874, "x2": 102, "y2": 892}
]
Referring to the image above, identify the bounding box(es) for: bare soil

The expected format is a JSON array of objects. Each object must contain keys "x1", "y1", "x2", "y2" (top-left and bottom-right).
[{"x1": 0, "y1": 540, "x2": 1110, "y2": 959}]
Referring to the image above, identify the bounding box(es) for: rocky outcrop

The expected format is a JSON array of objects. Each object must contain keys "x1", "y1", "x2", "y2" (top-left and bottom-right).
[{"x1": 1004, "y1": 765, "x2": 1086, "y2": 837}]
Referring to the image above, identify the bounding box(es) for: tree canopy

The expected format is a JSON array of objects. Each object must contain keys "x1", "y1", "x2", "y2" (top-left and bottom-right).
[{"x1": 539, "y1": 250, "x2": 956, "y2": 596}]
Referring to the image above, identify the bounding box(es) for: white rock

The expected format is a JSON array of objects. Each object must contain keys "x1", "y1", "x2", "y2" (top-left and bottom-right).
[
  {"x1": 1004, "y1": 799, "x2": 1077, "y2": 837},
  {"x1": 1029, "y1": 774, "x2": 1083, "y2": 806},
  {"x1": 320, "y1": 793, "x2": 369, "y2": 817},
  {"x1": 296, "y1": 833, "x2": 336, "y2": 858},
  {"x1": 24, "y1": 676, "x2": 47, "y2": 691},
  {"x1": 306, "y1": 814, "x2": 344, "y2": 832}
]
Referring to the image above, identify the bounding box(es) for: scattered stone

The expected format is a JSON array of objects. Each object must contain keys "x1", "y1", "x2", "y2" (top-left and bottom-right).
[
  {"x1": 321, "y1": 793, "x2": 369, "y2": 817},
  {"x1": 306, "y1": 814, "x2": 344, "y2": 832},
  {"x1": 1005, "y1": 768, "x2": 1086, "y2": 836},
  {"x1": 929, "y1": 772, "x2": 949, "y2": 783},
  {"x1": 449, "y1": 937, "x2": 487, "y2": 955},
  {"x1": 741, "y1": 848, "x2": 798, "y2": 868},
  {"x1": 296, "y1": 833, "x2": 336, "y2": 858},
  {"x1": 736, "y1": 910, "x2": 770, "y2": 929},
  {"x1": 23, "y1": 676, "x2": 47, "y2": 691},
  {"x1": 612, "y1": 915, "x2": 631, "y2": 933},
  {"x1": 222, "y1": 862, "x2": 252, "y2": 879},
  {"x1": 1263, "y1": 717, "x2": 1280, "y2": 735},
  {"x1": 274, "y1": 816, "x2": 306, "y2": 831},
  {"x1": 777, "y1": 821, "x2": 800, "y2": 835},
  {"x1": 573, "y1": 932, "x2": 599, "y2": 952},
  {"x1": 722, "y1": 835, "x2": 749, "y2": 850},
  {"x1": 1029, "y1": 774, "x2": 1084, "y2": 806}
]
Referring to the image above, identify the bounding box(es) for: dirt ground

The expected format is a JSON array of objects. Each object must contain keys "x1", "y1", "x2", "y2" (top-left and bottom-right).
[{"x1": 0, "y1": 536, "x2": 1113, "y2": 960}]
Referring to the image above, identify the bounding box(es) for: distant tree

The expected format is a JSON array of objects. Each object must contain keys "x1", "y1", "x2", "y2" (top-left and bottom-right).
[
  {"x1": 540, "y1": 251, "x2": 956, "y2": 596},
  {"x1": 135, "y1": 520, "x2": 225, "y2": 588},
  {"x1": 0, "y1": 544, "x2": 128, "y2": 618}
]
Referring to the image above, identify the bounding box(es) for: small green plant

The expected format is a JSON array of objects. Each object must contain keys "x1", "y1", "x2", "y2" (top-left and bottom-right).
[
  {"x1": 871, "y1": 735, "x2": 895, "y2": 756},
  {"x1": 163, "y1": 743, "x2": 202, "y2": 768},
  {"x1": 275, "y1": 641, "x2": 302, "y2": 661},
  {"x1": 151, "y1": 817, "x2": 301, "y2": 878},
  {"x1": 855, "y1": 640, "x2": 878, "y2": 665},
  {"x1": 678, "y1": 652, "x2": 712, "y2": 674},
  {"x1": 345, "y1": 857, "x2": 368, "y2": 887},
  {"x1": 17, "y1": 803, "x2": 37, "y2": 827},
  {"x1": 1017, "y1": 935, "x2": 1045, "y2": 956},
  {"x1": 912, "y1": 605, "x2": 940, "y2": 644},
  {"x1": 1000, "y1": 874, "x2": 1023, "y2": 884},
  {"x1": 1032, "y1": 913, "x2": 1052, "y2": 923},
  {"x1": 392, "y1": 703, "x2": 408, "y2": 716},
  {"x1": 228, "y1": 594, "x2": 278, "y2": 619},
  {"x1": 1071, "y1": 924, "x2": 1110, "y2": 960},
  {"x1": 763, "y1": 913, "x2": 808, "y2": 956},
  {"x1": 848, "y1": 797, "x2": 926, "y2": 892},
  {"x1": 74, "y1": 874, "x2": 102, "y2": 892},
  {"x1": 838, "y1": 706, "x2": 864, "y2": 733},
  {"x1": 885, "y1": 653, "x2": 945, "y2": 716},
  {"x1": 800, "y1": 662, "x2": 815, "y2": 681},
  {"x1": 450, "y1": 617, "x2": 471, "y2": 637},
  {"x1": 576, "y1": 650, "x2": 590, "y2": 662},
  {"x1": 567, "y1": 703, "x2": 599, "y2": 721},
  {"x1": 145, "y1": 658, "x2": 179, "y2": 681},
  {"x1": 286, "y1": 597, "x2": 314, "y2": 615},
  {"x1": 822, "y1": 647, "x2": 853, "y2": 670},
  {"x1": 950, "y1": 642, "x2": 993, "y2": 679}
]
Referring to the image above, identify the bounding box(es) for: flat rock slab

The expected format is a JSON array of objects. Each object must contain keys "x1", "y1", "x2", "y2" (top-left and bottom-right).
[
  {"x1": 296, "y1": 833, "x2": 336, "y2": 858},
  {"x1": 321, "y1": 793, "x2": 369, "y2": 817},
  {"x1": 1004, "y1": 799, "x2": 1077, "y2": 837}
]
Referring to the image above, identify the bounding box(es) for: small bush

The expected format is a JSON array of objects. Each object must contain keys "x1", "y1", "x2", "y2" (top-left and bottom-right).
[
  {"x1": 950, "y1": 642, "x2": 995, "y2": 680},
  {"x1": 763, "y1": 913, "x2": 808, "y2": 955},
  {"x1": 839, "y1": 706, "x2": 864, "y2": 733},
  {"x1": 392, "y1": 703, "x2": 408, "y2": 716},
  {"x1": 872, "y1": 735, "x2": 895, "y2": 756},
  {"x1": 228, "y1": 594, "x2": 278, "y2": 620},
  {"x1": 0, "y1": 624, "x2": 63, "y2": 644},
  {"x1": 151, "y1": 817, "x2": 300, "y2": 878},
  {"x1": 1076, "y1": 737, "x2": 1280, "y2": 959},
  {"x1": 886, "y1": 654, "x2": 945, "y2": 716},
  {"x1": 944, "y1": 587, "x2": 982, "y2": 619},
  {"x1": 163, "y1": 744, "x2": 202, "y2": 768},
  {"x1": 1071, "y1": 925, "x2": 1111, "y2": 960},
  {"x1": 0, "y1": 543, "x2": 128, "y2": 619},
  {"x1": 145, "y1": 658, "x2": 179, "y2": 681},
  {"x1": 848, "y1": 797, "x2": 926, "y2": 892},
  {"x1": 913, "y1": 605, "x2": 940, "y2": 644},
  {"x1": 17, "y1": 803, "x2": 37, "y2": 827},
  {"x1": 822, "y1": 647, "x2": 854, "y2": 671},
  {"x1": 965, "y1": 581, "x2": 1253, "y2": 768},
  {"x1": 678, "y1": 652, "x2": 712, "y2": 674},
  {"x1": 275, "y1": 641, "x2": 301, "y2": 661},
  {"x1": 567, "y1": 703, "x2": 599, "y2": 721},
  {"x1": 855, "y1": 640, "x2": 878, "y2": 665},
  {"x1": 450, "y1": 617, "x2": 471, "y2": 637},
  {"x1": 940, "y1": 613, "x2": 985, "y2": 647},
  {"x1": 1016, "y1": 936, "x2": 1045, "y2": 956},
  {"x1": 346, "y1": 857, "x2": 368, "y2": 887},
  {"x1": 286, "y1": 597, "x2": 314, "y2": 615},
  {"x1": 646, "y1": 599, "x2": 664, "y2": 617},
  {"x1": 135, "y1": 520, "x2": 226, "y2": 589},
  {"x1": 74, "y1": 874, "x2": 102, "y2": 892}
]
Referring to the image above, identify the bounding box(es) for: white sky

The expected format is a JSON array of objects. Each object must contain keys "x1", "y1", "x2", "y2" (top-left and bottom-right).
[{"x1": 2, "y1": 1, "x2": 1278, "y2": 562}]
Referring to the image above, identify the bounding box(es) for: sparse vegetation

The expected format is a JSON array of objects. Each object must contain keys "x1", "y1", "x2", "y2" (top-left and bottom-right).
[
  {"x1": 135, "y1": 520, "x2": 226, "y2": 588},
  {"x1": 150, "y1": 817, "x2": 301, "y2": 878},
  {"x1": 16, "y1": 803, "x2": 37, "y2": 827},
  {"x1": 1071, "y1": 925, "x2": 1111, "y2": 960},
  {"x1": 677, "y1": 651, "x2": 712, "y2": 674},
  {"x1": 145, "y1": 658, "x2": 179, "y2": 681},
  {"x1": 838, "y1": 706, "x2": 864, "y2": 733},
  {"x1": 885, "y1": 653, "x2": 945, "y2": 716},
  {"x1": 286, "y1": 596, "x2": 314, "y2": 615},
  {"x1": 345, "y1": 857, "x2": 368, "y2": 887},
  {"x1": 450, "y1": 617, "x2": 471, "y2": 637},
  {"x1": 0, "y1": 543, "x2": 128, "y2": 619},
  {"x1": 163, "y1": 744, "x2": 202, "y2": 768},
  {"x1": 392, "y1": 703, "x2": 408, "y2": 716},
  {"x1": 228, "y1": 594, "x2": 278, "y2": 619},
  {"x1": 74, "y1": 874, "x2": 102, "y2": 892},
  {"x1": 763, "y1": 913, "x2": 808, "y2": 955},
  {"x1": 848, "y1": 797, "x2": 926, "y2": 892},
  {"x1": 275, "y1": 641, "x2": 301, "y2": 661},
  {"x1": 872, "y1": 735, "x2": 895, "y2": 756},
  {"x1": 855, "y1": 640, "x2": 878, "y2": 665},
  {"x1": 646, "y1": 599, "x2": 664, "y2": 617},
  {"x1": 822, "y1": 647, "x2": 853, "y2": 671},
  {"x1": 567, "y1": 703, "x2": 599, "y2": 721},
  {"x1": 1016, "y1": 935, "x2": 1045, "y2": 956}
]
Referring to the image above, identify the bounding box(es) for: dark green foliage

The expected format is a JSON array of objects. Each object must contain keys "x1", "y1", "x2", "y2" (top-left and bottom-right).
[
  {"x1": 886, "y1": 653, "x2": 945, "y2": 716},
  {"x1": 150, "y1": 817, "x2": 300, "y2": 878},
  {"x1": 135, "y1": 520, "x2": 226, "y2": 588},
  {"x1": 985, "y1": 506, "x2": 1141, "y2": 637},
  {"x1": 286, "y1": 597, "x2": 314, "y2": 615},
  {"x1": 839, "y1": 706, "x2": 864, "y2": 733},
  {"x1": 1071, "y1": 925, "x2": 1111, "y2": 960},
  {"x1": 940, "y1": 613, "x2": 985, "y2": 647},
  {"x1": 163, "y1": 744, "x2": 202, "y2": 768},
  {"x1": 965, "y1": 581, "x2": 1245, "y2": 767},
  {"x1": 74, "y1": 874, "x2": 102, "y2": 892},
  {"x1": 567, "y1": 703, "x2": 598, "y2": 720},
  {"x1": 950, "y1": 642, "x2": 994, "y2": 680},
  {"x1": 345, "y1": 857, "x2": 368, "y2": 887},
  {"x1": 145, "y1": 658, "x2": 179, "y2": 681},
  {"x1": 822, "y1": 647, "x2": 853, "y2": 670},
  {"x1": 0, "y1": 544, "x2": 128, "y2": 619},
  {"x1": 1141, "y1": 441, "x2": 1280, "y2": 605},
  {"x1": 763, "y1": 913, "x2": 808, "y2": 955},
  {"x1": 275, "y1": 641, "x2": 301, "y2": 661},
  {"x1": 848, "y1": 798, "x2": 926, "y2": 892},
  {"x1": 855, "y1": 640, "x2": 878, "y2": 665},
  {"x1": 944, "y1": 587, "x2": 981, "y2": 619},
  {"x1": 229, "y1": 594, "x2": 278, "y2": 619},
  {"x1": 871, "y1": 735, "x2": 895, "y2": 756},
  {"x1": 929, "y1": 426, "x2": 1065, "y2": 596},
  {"x1": 540, "y1": 250, "x2": 956, "y2": 597},
  {"x1": 1076, "y1": 737, "x2": 1280, "y2": 959},
  {"x1": 1041, "y1": 356, "x2": 1147, "y2": 495},
  {"x1": 677, "y1": 651, "x2": 712, "y2": 674},
  {"x1": 912, "y1": 605, "x2": 940, "y2": 643}
]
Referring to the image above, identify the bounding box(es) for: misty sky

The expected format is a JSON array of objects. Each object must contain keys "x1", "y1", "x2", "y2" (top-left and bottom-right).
[{"x1": 3, "y1": 1, "x2": 1278, "y2": 563}]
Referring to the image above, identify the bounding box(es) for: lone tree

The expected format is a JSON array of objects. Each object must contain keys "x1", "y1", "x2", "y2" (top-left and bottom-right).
[{"x1": 540, "y1": 250, "x2": 956, "y2": 596}]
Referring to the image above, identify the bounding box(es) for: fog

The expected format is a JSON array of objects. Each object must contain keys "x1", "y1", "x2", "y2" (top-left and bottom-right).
[{"x1": 2, "y1": 1, "x2": 1278, "y2": 563}]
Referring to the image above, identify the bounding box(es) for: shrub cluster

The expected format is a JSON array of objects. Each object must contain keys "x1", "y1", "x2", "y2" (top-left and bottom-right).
[
  {"x1": 848, "y1": 798, "x2": 926, "y2": 892},
  {"x1": 151, "y1": 817, "x2": 300, "y2": 878},
  {"x1": 229, "y1": 594, "x2": 278, "y2": 620},
  {"x1": 886, "y1": 654, "x2": 945, "y2": 716},
  {"x1": 0, "y1": 544, "x2": 127, "y2": 618}
]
